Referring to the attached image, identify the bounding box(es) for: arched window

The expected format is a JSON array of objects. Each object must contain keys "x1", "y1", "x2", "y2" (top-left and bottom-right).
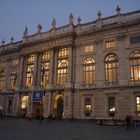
[
  {"x1": 105, "y1": 54, "x2": 118, "y2": 83},
  {"x1": 83, "y1": 58, "x2": 95, "y2": 84},
  {"x1": 10, "y1": 69, "x2": 18, "y2": 89},
  {"x1": 40, "y1": 51, "x2": 50, "y2": 87},
  {"x1": 129, "y1": 50, "x2": 140, "y2": 81},
  {"x1": 25, "y1": 55, "x2": 35, "y2": 87},
  {"x1": 57, "y1": 48, "x2": 69, "y2": 85}
]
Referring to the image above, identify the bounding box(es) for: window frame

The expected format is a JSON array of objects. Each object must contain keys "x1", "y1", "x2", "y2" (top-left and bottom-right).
[{"x1": 105, "y1": 53, "x2": 118, "y2": 83}]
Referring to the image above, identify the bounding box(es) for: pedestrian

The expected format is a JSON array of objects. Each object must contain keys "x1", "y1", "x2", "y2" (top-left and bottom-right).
[
  {"x1": 125, "y1": 115, "x2": 131, "y2": 130},
  {"x1": 28, "y1": 114, "x2": 32, "y2": 122},
  {"x1": 39, "y1": 114, "x2": 44, "y2": 124}
]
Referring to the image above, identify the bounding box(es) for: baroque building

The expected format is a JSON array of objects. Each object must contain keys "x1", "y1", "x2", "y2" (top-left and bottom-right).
[{"x1": 0, "y1": 7, "x2": 140, "y2": 119}]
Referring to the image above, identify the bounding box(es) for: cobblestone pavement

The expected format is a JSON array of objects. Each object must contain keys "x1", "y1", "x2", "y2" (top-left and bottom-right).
[{"x1": 0, "y1": 118, "x2": 140, "y2": 140}]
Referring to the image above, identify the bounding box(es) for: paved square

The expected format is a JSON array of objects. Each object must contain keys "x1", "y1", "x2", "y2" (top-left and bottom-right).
[{"x1": 0, "y1": 118, "x2": 140, "y2": 140}]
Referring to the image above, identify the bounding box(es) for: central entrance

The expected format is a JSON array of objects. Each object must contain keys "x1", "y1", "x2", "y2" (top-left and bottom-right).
[
  {"x1": 53, "y1": 93, "x2": 64, "y2": 119},
  {"x1": 33, "y1": 102, "x2": 43, "y2": 118}
]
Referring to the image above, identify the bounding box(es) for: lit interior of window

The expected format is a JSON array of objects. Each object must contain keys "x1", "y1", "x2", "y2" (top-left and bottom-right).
[
  {"x1": 21, "y1": 96, "x2": 29, "y2": 109},
  {"x1": 105, "y1": 41, "x2": 115, "y2": 49},
  {"x1": 84, "y1": 45, "x2": 94, "y2": 53}
]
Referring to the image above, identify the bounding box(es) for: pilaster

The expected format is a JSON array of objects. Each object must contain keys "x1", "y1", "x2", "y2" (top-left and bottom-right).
[
  {"x1": 117, "y1": 35, "x2": 128, "y2": 85},
  {"x1": 18, "y1": 56, "x2": 24, "y2": 89},
  {"x1": 4, "y1": 58, "x2": 10, "y2": 90},
  {"x1": 33, "y1": 53, "x2": 39, "y2": 88},
  {"x1": 95, "y1": 40, "x2": 104, "y2": 87}
]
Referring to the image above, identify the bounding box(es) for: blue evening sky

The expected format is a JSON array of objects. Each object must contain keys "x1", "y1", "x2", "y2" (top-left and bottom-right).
[{"x1": 0, "y1": 0, "x2": 140, "y2": 43}]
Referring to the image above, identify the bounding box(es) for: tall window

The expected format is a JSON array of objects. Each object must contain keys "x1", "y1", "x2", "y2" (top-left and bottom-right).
[
  {"x1": 25, "y1": 55, "x2": 35, "y2": 87},
  {"x1": 40, "y1": 52, "x2": 50, "y2": 87},
  {"x1": 129, "y1": 50, "x2": 140, "y2": 81},
  {"x1": 136, "y1": 96, "x2": 140, "y2": 116},
  {"x1": 105, "y1": 54, "x2": 118, "y2": 83},
  {"x1": 83, "y1": 58, "x2": 95, "y2": 84},
  {"x1": 57, "y1": 48, "x2": 69, "y2": 85},
  {"x1": 108, "y1": 96, "x2": 115, "y2": 117},
  {"x1": 105, "y1": 40, "x2": 115, "y2": 49},
  {"x1": 0, "y1": 70, "x2": 5, "y2": 90},
  {"x1": 10, "y1": 69, "x2": 18, "y2": 89}
]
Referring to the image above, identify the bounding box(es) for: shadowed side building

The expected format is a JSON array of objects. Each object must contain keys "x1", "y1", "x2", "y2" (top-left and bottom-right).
[{"x1": 0, "y1": 6, "x2": 140, "y2": 119}]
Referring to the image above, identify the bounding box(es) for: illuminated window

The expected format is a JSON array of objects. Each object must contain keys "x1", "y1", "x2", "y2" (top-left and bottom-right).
[
  {"x1": 84, "y1": 45, "x2": 94, "y2": 53},
  {"x1": 129, "y1": 50, "x2": 140, "y2": 81},
  {"x1": 0, "y1": 70, "x2": 5, "y2": 90},
  {"x1": 10, "y1": 69, "x2": 18, "y2": 89},
  {"x1": 105, "y1": 40, "x2": 115, "y2": 49},
  {"x1": 84, "y1": 98, "x2": 92, "y2": 116},
  {"x1": 21, "y1": 96, "x2": 29, "y2": 109},
  {"x1": 57, "y1": 48, "x2": 69, "y2": 85},
  {"x1": 57, "y1": 60, "x2": 68, "y2": 85},
  {"x1": 105, "y1": 54, "x2": 118, "y2": 83},
  {"x1": 58, "y1": 48, "x2": 69, "y2": 58},
  {"x1": 83, "y1": 58, "x2": 95, "y2": 84},
  {"x1": 108, "y1": 97, "x2": 115, "y2": 117},
  {"x1": 40, "y1": 52, "x2": 50, "y2": 87},
  {"x1": 136, "y1": 96, "x2": 140, "y2": 116},
  {"x1": 25, "y1": 55, "x2": 35, "y2": 87}
]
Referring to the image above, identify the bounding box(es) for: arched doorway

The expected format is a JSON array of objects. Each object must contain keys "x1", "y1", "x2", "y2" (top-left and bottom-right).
[{"x1": 53, "y1": 94, "x2": 63, "y2": 119}]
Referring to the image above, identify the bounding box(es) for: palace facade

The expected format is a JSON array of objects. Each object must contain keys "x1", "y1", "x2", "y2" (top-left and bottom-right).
[{"x1": 0, "y1": 7, "x2": 140, "y2": 119}]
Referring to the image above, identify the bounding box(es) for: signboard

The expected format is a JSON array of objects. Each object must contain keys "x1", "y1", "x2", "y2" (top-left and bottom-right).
[{"x1": 32, "y1": 91, "x2": 45, "y2": 102}]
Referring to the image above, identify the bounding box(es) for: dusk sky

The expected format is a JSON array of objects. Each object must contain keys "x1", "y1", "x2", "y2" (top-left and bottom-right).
[{"x1": 0, "y1": 0, "x2": 140, "y2": 43}]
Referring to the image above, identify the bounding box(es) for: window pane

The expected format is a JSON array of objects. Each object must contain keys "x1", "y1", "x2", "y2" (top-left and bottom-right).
[
  {"x1": 83, "y1": 58, "x2": 95, "y2": 84},
  {"x1": 105, "y1": 41, "x2": 115, "y2": 48},
  {"x1": 130, "y1": 51, "x2": 140, "y2": 81}
]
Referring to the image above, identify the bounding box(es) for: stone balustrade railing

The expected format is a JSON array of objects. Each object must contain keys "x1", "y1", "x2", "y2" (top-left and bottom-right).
[
  {"x1": 123, "y1": 10, "x2": 140, "y2": 22},
  {"x1": 102, "y1": 15, "x2": 117, "y2": 25},
  {"x1": 79, "y1": 10, "x2": 140, "y2": 32},
  {"x1": 0, "y1": 10, "x2": 140, "y2": 49}
]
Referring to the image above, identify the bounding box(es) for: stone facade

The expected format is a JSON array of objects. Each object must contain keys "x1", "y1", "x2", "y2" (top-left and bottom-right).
[{"x1": 0, "y1": 8, "x2": 140, "y2": 119}]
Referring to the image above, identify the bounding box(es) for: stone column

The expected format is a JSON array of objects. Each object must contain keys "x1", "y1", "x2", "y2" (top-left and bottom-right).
[
  {"x1": 33, "y1": 53, "x2": 39, "y2": 88},
  {"x1": 4, "y1": 58, "x2": 10, "y2": 90},
  {"x1": 36, "y1": 54, "x2": 41, "y2": 87},
  {"x1": 117, "y1": 35, "x2": 128, "y2": 85},
  {"x1": 27, "y1": 93, "x2": 33, "y2": 115},
  {"x1": 53, "y1": 49, "x2": 58, "y2": 85},
  {"x1": 43, "y1": 92, "x2": 51, "y2": 117},
  {"x1": 12, "y1": 93, "x2": 20, "y2": 116},
  {"x1": 49, "y1": 48, "x2": 55, "y2": 87},
  {"x1": 95, "y1": 40, "x2": 104, "y2": 87},
  {"x1": 18, "y1": 56, "x2": 24, "y2": 89},
  {"x1": 67, "y1": 46, "x2": 73, "y2": 87},
  {"x1": 15, "y1": 93, "x2": 20, "y2": 115},
  {"x1": 75, "y1": 45, "x2": 81, "y2": 88}
]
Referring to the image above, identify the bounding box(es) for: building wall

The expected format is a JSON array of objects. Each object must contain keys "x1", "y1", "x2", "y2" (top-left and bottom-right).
[{"x1": 0, "y1": 9, "x2": 140, "y2": 119}]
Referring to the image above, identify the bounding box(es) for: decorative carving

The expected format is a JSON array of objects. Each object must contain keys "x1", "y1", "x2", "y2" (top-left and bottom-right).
[
  {"x1": 97, "y1": 11, "x2": 102, "y2": 19},
  {"x1": 116, "y1": 5, "x2": 121, "y2": 14},
  {"x1": 2, "y1": 39, "x2": 5, "y2": 45},
  {"x1": 23, "y1": 26, "x2": 28, "y2": 37},
  {"x1": 52, "y1": 18, "x2": 56, "y2": 29},
  {"x1": 11, "y1": 36, "x2": 14, "y2": 43},
  {"x1": 37, "y1": 24, "x2": 42, "y2": 33},
  {"x1": 69, "y1": 13, "x2": 74, "y2": 25},
  {"x1": 77, "y1": 16, "x2": 81, "y2": 25}
]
